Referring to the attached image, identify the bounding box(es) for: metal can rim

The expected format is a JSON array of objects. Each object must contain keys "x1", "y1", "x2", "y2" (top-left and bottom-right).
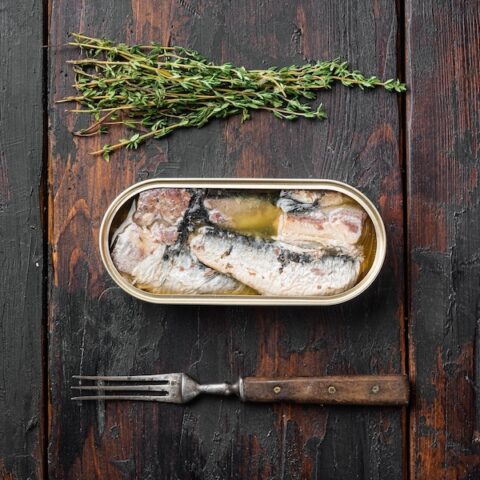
[{"x1": 99, "y1": 178, "x2": 387, "y2": 306}]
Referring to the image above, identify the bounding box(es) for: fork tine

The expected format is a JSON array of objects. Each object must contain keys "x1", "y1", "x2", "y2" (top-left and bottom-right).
[
  {"x1": 72, "y1": 374, "x2": 178, "y2": 382},
  {"x1": 72, "y1": 385, "x2": 171, "y2": 392},
  {"x1": 71, "y1": 395, "x2": 172, "y2": 402}
]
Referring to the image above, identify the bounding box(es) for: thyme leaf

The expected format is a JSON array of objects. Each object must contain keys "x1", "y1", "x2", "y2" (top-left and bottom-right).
[{"x1": 61, "y1": 33, "x2": 406, "y2": 159}]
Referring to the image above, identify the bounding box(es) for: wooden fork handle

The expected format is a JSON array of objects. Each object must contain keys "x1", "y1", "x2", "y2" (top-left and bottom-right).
[{"x1": 241, "y1": 375, "x2": 409, "y2": 406}]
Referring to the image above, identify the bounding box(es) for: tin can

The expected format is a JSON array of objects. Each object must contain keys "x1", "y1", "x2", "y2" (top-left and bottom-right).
[{"x1": 99, "y1": 178, "x2": 386, "y2": 305}]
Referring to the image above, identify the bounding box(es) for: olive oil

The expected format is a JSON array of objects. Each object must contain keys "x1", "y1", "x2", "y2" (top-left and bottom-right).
[
  {"x1": 357, "y1": 215, "x2": 377, "y2": 280},
  {"x1": 133, "y1": 280, "x2": 258, "y2": 296},
  {"x1": 203, "y1": 193, "x2": 282, "y2": 237}
]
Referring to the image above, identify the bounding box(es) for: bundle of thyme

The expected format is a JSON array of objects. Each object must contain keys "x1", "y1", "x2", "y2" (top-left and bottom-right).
[{"x1": 61, "y1": 33, "x2": 406, "y2": 160}]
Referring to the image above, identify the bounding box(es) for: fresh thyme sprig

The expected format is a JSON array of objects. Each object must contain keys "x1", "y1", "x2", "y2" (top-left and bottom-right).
[{"x1": 61, "y1": 33, "x2": 406, "y2": 160}]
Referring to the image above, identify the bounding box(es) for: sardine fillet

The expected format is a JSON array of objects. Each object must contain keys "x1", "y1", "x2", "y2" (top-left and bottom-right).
[
  {"x1": 190, "y1": 228, "x2": 362, "y2": 296},
  {"x1": 133, "y1": 188, "x2": 192, "y2": 227},
  {"x1": 112, "y1": 222, "x2": 246, "y2": 295},
  {"x1": 133, "y1": 188, "x2": 192, "y2": 244},
  {"x1": 277, "y1": 206, "x2": 366, "y2": 250},
  {"x1": 130, "y1": 247, "x2": 244, "y2": 295},
  {"x1": 111, "y1": 223, "x2": 159, "y2": 276},
  {"x1": 204, "y1": 191, "x2": 366, "y2": 251}
]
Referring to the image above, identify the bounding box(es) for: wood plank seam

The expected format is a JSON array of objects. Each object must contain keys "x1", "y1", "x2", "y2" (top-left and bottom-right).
[
  {"x1": 395, "y1": 0, "x2": 410, "y2": 478},
  {"x1": 42, "y1": 0, "x2": 50, "y2": 477}
]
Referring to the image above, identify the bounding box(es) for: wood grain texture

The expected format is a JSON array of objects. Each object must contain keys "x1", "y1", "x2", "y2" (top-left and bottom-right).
[
  {"x1": 0, "y1": 0, "x2": 45, "y2": 478},
  {"x1": 48, "y1": 1, "x2": 404, "y2": 478},
  {"x1": 406, "y1": 0, "x2": 480, "y2": 478},
  {"x1": 242, "y1": 375, "x2": 409, "y2": 405}
]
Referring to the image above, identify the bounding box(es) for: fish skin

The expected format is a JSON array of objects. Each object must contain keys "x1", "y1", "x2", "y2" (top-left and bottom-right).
[
  {"x1": 189, "y1": 227, "x2": 362, "y2": 296},
  {"x1": 129, "y1": 246, "x2": 245, "y2": 294},
  {"x1": 111, "y1": 194, "x2": 246, "y2": 295},
  {"x1": 111, "y1": 223, "x2": 159, "y2": 276}
]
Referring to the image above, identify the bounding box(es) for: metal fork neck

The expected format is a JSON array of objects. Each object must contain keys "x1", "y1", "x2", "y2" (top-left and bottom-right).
[{"x1": 198, "y1": 382, "x2": 239, "y2": 396}]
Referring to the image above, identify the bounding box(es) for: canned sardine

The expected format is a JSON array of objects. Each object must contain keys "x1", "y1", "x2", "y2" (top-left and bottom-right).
[{"x1": 99, "y1": 179, "x2": 386, "y2": 305}]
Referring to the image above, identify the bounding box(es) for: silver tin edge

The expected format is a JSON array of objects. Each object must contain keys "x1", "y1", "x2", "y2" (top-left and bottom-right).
[{"x1": 99, "y1": 178, "x2": 387, "y2": 306}]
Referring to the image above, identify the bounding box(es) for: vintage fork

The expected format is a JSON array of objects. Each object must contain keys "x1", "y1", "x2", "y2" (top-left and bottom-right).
[{"x1": 72, "y1": 373, "x2": 409, "y2": 405}]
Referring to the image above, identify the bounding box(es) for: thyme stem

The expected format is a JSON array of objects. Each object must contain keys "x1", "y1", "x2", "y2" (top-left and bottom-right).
[{"x1": 61, "y1": 33, "x2": 406, "y2": 160}]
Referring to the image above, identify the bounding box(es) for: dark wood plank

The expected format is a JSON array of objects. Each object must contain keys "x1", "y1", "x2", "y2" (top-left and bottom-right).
[
  {"x1": 49, "y1": 1, "x2": 405, "y2": 478},
  {"x1": 406, "y1": 1, "x2": 480, "y2": 478},
  {"x1": 0, "y1": 1, "x2": 45, "y2": 478}
]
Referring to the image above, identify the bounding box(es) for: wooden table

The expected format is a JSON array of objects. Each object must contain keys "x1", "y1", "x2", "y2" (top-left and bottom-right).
[{"x1": 1, "y1": 1, "x2": 479, "y2": 478}]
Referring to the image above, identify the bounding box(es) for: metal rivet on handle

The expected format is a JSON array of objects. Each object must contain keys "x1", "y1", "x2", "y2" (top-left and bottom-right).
[
  {"x1": 327, "y1": 386, "x2": 336, "y2": 394},
  {"x1": 273, "y1": 386, "x2": 281, "y2": 394},
  {"x1": 371, "y1": 385, "x2": 380, "y2": 394}
]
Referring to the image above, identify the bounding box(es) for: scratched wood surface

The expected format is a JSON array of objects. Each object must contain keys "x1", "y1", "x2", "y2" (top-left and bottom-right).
[
  {"x1": 406, "y1": 1, "x2": 480, "y2": 478},
  {"x1": 0, "y1": 0, "x2": 45, "y2": 478},
  {"x1": 5, "y1": 1, "x2": 480, "y2": 478},
  {"x1": 47, "y1": 1, "x2": 405, "y2": 478}
]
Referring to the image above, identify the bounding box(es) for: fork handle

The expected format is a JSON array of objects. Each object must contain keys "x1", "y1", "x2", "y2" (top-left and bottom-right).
[{"x1": 240, "y1": 375, "x2": 409, "y2": 406}]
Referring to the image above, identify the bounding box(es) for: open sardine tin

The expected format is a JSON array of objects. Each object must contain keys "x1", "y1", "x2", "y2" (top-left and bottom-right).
[{"x1": 99, "y1": 179, "x2": 386, "y2": 305}]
